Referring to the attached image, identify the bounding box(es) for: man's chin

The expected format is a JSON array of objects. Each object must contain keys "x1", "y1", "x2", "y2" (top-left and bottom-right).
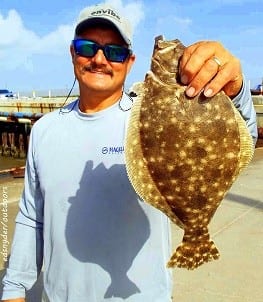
[{"x1": 85, "y1": 82, "x2": 113, "y2": 93}]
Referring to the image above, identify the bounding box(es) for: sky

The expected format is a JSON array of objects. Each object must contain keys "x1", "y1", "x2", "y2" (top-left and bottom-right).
[{"x1": 0, "y1": 0, "x2": 262, "y2": 95}]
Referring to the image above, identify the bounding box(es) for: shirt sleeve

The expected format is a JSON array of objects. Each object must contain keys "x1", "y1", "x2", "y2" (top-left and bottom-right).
[
  {"x1": 1, "y1": 127, "x2": 44, "y2": 300},
  {"x1": 231, "y1": 76, "x2": 258, "y2": 145}
]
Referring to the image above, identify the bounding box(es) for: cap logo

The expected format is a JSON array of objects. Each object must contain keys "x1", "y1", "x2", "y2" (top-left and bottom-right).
[{"x1": 91, "y1": 9, "x2": 121, "y2": 21}]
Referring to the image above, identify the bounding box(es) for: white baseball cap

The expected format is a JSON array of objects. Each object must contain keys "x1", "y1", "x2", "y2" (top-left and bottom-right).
[{"x1": 75, "y1": 3, "x2": 133, "y2": 48}]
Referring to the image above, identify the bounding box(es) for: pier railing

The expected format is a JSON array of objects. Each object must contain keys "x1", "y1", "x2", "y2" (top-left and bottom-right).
[
  {"x1": 0, "y1": 95, "x2": 262, "y2": 160},
  {"x1": 0, "y1": 98, "x2": 75, "y2": 159}
]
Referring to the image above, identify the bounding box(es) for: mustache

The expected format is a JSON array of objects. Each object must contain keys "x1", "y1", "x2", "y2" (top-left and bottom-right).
[{"x1": 82, "y1": 63, "x2": 113, "y2": 76}]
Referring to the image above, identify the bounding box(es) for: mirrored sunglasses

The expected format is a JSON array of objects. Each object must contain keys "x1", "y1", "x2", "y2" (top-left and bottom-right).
[{"x1": 72, "y1": 39, "x2": 132, "y2": 63}]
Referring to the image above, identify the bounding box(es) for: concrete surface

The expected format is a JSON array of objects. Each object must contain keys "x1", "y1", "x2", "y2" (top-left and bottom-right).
[
  {"x1": 0, "y1": 148, "x2": 262, "y2": 301},
  {"x1": 171, "y1": 147, "x2": 263, "y2": 302}
]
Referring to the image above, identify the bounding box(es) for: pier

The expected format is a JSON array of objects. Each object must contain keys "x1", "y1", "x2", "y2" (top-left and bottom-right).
[
  {"x1": 0, "y1": 95, "x2": 262, "y2": 167},
  {"x1": 0, "y1": 97, "x2": 75, "y2": 161}
]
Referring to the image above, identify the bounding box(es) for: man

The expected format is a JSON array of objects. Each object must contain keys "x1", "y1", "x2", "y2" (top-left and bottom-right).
[{"x1": 1, "y1": 3, "x2": 257, "y2": 302}]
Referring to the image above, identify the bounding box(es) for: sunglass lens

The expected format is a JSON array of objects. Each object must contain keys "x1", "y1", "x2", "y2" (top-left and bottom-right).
[
  {"x1": 75, "y1": 40, "x2": 96, "y2": 57},
  {"x1": 105, "y1": 45, "x2": 129, "y2": 62},
  {"x1": 73, "y1": 40, "x2": 130, "y2": 62}
]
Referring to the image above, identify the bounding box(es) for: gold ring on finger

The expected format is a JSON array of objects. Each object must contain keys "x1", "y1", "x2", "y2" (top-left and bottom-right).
[{"x1": 212, "y1": 56, "x2": 222, "y2": 70}]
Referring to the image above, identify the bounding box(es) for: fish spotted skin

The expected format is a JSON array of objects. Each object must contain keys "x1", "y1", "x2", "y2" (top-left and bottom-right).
[{"x1": 125, "y1": 36, "x2": 254, "y2": 269}]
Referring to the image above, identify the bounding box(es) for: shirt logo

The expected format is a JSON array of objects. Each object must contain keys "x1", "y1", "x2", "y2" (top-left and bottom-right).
[{"x1": 102, "y1": 146, "x2": 124, "y2": 155}]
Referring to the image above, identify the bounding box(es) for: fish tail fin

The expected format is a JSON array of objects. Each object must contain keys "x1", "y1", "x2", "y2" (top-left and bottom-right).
[{"x1": 167, "y1": 230, "x2": 219, "y2": 270}]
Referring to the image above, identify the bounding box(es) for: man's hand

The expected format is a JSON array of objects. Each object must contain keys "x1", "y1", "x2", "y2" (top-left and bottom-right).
[{"x1": 179, "y1": 41, "x2": 243, "y2": 98}]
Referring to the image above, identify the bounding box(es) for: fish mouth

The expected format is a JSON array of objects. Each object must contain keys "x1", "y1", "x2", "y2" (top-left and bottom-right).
[{"x1": 151, "y1": 36, "x2": 185, "y2": 85}]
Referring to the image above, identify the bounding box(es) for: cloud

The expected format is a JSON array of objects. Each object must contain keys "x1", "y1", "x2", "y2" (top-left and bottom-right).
[
  {"x1": 0, "y1": 9, "x2": 74, "y2": 71},
  {"x1": 104, "y1": 0, "x2": 145, "y2": 32},
  {"x1": 0, "y1": 10, "x2": 29, "y2": 44},
  {"x1": 0, "y1": 1, "x2": 144, "y2": 73},
  {"x1": 173, "y1": 16, "x2": 192, "y2": 28},
  {"x1": 154, "y1": 15, "x2": 193, "y2": 40},
  {"x1": 0, "y1": 1, "x2": 145, "y2": 90}
]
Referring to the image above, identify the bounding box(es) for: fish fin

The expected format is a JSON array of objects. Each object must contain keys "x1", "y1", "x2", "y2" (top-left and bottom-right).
[
  {"x1": 233, "y1": 104, "x2": 254, "y2": 170},
  {"x1": 167, "y1": 233, "x2": 219, "y2": 270}
]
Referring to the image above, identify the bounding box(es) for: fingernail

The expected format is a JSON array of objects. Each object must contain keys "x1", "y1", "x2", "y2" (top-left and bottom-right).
[
  {"x1": 204, "y1": 88, "x2": 213, "y2": 97},
  {"x1": 181, "y1": 74, "x2": 188, "y2": 84},
  {"x1": 186, "y1": 86, "x2": 195, "y2": 97}
]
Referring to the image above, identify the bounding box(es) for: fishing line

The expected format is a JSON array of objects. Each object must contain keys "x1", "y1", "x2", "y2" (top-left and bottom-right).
[
  {"x1": 59, "y1": 78, "x2": 77, "y2": 114},
  {"x1": 59, "y1": 80, "x2": 134, "y2": 114},
  {"x1": 118, "y1": 88, "x2": 134, "y2": 112}
]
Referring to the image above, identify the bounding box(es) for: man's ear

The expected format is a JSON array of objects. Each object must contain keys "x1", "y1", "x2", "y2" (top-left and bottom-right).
[
  {"x1": 70, "y1": 45, "x2": 75, "y2": 62},
  {"x1": 127, "y1": 54, "x2": 136, "y2": 74}
]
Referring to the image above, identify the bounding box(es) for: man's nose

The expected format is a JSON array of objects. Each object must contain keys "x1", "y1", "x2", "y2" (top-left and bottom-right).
[{"x1": 91, "y1": 49, "x2": 108, "y2": 64}]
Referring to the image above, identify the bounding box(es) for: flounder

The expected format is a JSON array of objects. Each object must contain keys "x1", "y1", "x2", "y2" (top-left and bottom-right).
[{"x1": 125, "y1": 36, "x2": 254, "y2": 269}]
